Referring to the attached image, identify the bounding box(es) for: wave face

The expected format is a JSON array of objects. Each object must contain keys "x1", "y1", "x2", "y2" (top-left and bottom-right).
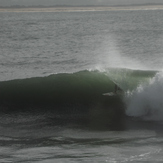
[
  {"x1": 0, "y1": 70, "x2": 116, "y2": 110},
  {"x1": 0, "y1": 68, "x2": 159, "y2": 123}
]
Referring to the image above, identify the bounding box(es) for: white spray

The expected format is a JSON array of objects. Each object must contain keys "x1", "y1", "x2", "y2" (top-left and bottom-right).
[
  {"x1": 95, "y1": 34, "x2": 147, "y2": 70},
  {"x1": 125, "y1": 72, "x2": 163, "y2": 121}
]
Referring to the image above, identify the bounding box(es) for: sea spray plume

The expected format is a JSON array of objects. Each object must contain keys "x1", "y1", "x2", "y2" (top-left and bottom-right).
[
  {"x1": 96, "y1": 34, "x2": 146, "y2": 70},
  {"x1": 125, "y1": 72, "x2": 163, "y2": 121}
]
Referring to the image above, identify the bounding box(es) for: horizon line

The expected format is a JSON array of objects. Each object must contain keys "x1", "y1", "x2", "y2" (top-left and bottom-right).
[{"x1": 1, "y1": 4, "x2": 163, "y2": 12}]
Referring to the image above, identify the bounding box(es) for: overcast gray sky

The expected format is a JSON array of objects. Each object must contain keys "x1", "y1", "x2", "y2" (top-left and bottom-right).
[{"x1": 0, "y1": 0, "x2": 163, "y2": 7}]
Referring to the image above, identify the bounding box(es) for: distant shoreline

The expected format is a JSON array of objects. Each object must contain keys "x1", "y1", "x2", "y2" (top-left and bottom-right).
[{"x1": 1, "y1": 5, "x2": 163, "y2": 12}]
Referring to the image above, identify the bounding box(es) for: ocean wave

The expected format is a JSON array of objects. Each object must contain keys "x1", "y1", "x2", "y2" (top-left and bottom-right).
[
  {"x1": 0, "y1": 70, "x2": 114, "y2": 109},
  {"x1": 0, "y1": 68, "x2": 158, "y2": 116}
]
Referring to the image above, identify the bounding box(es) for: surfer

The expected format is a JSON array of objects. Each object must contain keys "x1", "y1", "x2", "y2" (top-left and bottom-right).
[
  {"x1": 103, "y1": 82, "x2": 123, "y2": 96},
  {"x1": 114, "y1": 84, "x2": 122, "y2": 94}
]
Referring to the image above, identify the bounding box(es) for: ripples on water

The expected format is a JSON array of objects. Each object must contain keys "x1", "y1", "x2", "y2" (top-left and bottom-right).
[{"x1": 1, "y1": 9, "x2": 163, "y2": 162}]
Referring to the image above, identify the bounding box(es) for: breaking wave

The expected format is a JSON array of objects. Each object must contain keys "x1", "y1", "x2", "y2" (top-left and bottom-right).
[
  {"x1": 0, "y1": 68, "x2": 160, "y2": 123},
  {"x1": 125, "y1": 71, "x2": 163, "y2": 121}
]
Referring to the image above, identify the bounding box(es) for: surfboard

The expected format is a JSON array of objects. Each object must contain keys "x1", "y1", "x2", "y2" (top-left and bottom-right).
[
  {"x1": 103, "y1": 91, "x2": 123, "y2": 96},
  {"x1": 103, "y1": 81, "x2": 124, "y2": 96},
  {"x1": 103, "y1": 92, "x2": 117, "y2": 96}
]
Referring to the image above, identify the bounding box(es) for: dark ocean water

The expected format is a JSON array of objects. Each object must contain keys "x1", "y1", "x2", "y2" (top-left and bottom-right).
[{"x1": 1, "y1": 9, "x2": 163, "y2": 162}]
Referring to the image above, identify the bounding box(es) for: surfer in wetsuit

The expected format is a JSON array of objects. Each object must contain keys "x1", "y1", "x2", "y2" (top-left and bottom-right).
[
  {"x1": 114, "y1": 84, "x2": 122, "y2": 94},
  {"x1": 114, "y1": 84, "x2": 118, "y2": 94}
]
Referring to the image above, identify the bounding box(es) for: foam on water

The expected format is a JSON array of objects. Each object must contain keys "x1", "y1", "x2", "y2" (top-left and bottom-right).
[{"x1": 125, "y1": 71, "x2": 163, "y2": 121}]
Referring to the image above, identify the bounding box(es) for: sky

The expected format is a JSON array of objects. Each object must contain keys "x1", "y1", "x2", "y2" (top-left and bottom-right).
[{"x1": 0, "y1": 0, "x2": 163, "y2": 7}]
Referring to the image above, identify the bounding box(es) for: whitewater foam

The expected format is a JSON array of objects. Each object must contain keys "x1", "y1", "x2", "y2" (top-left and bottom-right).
[{"x1": 125, "y1": 72, "x2": 163, "y2": 121}]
